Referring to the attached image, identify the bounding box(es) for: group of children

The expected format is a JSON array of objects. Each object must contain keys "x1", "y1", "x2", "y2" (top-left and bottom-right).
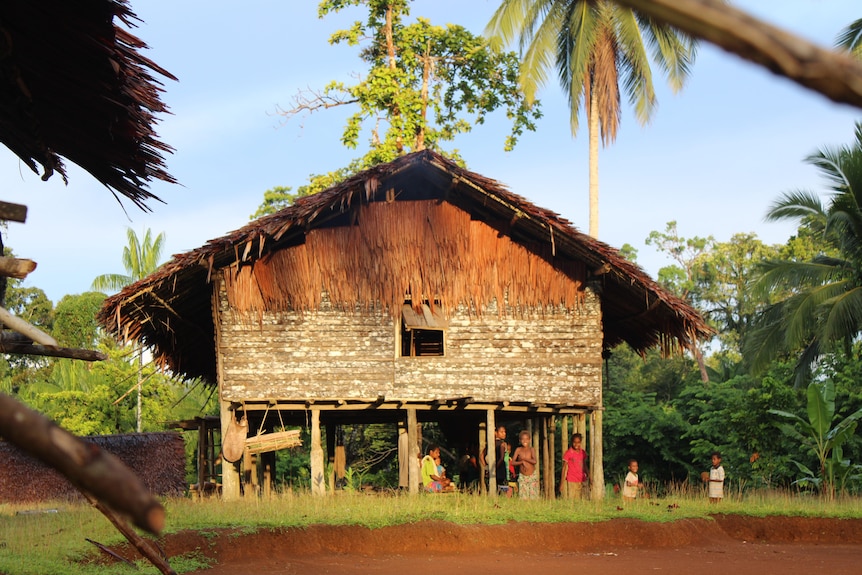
[
  {"x1": 622, "y1": 452, "x2": 725, "y2": 503},
  {"x1": 422, "y1": 428, "x2": 726, "y2": 503}
]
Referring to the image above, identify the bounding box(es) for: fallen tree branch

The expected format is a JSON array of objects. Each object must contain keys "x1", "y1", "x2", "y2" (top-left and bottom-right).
[
  {"x1": 85, "y1": 538, "x2": 137, "y2": 568},
  {"x1": 0, "y1": 393, "x2": 165, "y2": 534},
  {"x1": 612, "y1": 0, "x2": 862, "y2": 109},
  {"x1": 85, "y1": 495, "x2": 176, "y2": 575}
]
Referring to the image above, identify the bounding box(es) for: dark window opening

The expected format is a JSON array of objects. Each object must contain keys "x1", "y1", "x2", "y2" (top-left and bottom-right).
[{"x1": 400, "y1": 301, "x2": 446, "y2": 357}]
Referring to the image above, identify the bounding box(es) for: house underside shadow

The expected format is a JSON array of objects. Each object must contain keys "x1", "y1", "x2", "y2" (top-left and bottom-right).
[{"x1": 223, "y1": 398, "x2": 594, "y2": 498}]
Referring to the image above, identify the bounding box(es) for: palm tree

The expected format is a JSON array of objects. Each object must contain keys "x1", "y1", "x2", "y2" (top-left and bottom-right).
[
  {"x1": 485, "y1": 0, "x2": 694, "y2": 238},
  {"x1": 746, "y1": 123, "x2": 862, "y2": 386},
  {"x1": 836, "y1": 18, "x2": 862, "y2": 60},
  {"x1": 92, "y1": 228, "x2": 166, "y2": 432}
]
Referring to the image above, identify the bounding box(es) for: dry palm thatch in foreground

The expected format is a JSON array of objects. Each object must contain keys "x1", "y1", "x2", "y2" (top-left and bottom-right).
[{"x1": 0, "y1": 0, "x2": 177, "y2": 209}]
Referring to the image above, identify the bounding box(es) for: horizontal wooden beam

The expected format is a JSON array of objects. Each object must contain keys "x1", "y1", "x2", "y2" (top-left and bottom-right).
[
  {"x1": 0, "y1": 257, "x2": 36, "y2": 279},
  {"x1": 230, "y1": 399, "x2": 590, "y2": 414},
  {"x1": 0, "y1": 201, "x2": 27, "y2": 223},
  {"x1": 0, "y1": 342, "x2": 108, "y2": 361}
]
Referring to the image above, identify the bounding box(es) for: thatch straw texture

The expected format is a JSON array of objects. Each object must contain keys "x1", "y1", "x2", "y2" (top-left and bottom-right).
[{"x1": 224, "y1": 202, "x2": 585, "y2": 318}]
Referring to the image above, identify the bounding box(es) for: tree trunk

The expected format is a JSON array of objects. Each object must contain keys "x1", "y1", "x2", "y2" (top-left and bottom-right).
[{"x1": 588, "y1": 84, "x2": 600, "y2": 239}]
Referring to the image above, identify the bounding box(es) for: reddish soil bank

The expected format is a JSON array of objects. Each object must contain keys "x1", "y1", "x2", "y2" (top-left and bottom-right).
[{"x1": 109, "y1": 515, "x2": 862, "y2": 575}]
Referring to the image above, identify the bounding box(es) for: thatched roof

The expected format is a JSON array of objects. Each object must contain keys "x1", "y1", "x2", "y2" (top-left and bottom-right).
[
  {"x1": 0, "y1": 0, "x2": 175, "y2": 210},
  {"x1": 98, "y1": 149, "x2": 712, "y2": 383}
]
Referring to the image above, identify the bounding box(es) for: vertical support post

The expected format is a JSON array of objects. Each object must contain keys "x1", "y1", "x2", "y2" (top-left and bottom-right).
[
  {"x1": 486, "y1": 409, "x2": 497, "y2": 496},
  {"x1": 541, "y1": 418, "x2": 551, "y2": 498},
  {"x1": 407, "y1": 408, "x2": 420, "y2": 493},
  {"x1": 548, "y1": 415, "x2": 556, "y2": 498},
  {"x1": 262, "y1": 451, "x2": 274, "y2": 498},
  {"x1": 531, "y1": 420, "x2": 539, "y2": 476},
  {"x1": 197, "y1": 418, "x2": 207, "y2": 496},
  {"x1": 590, "y1": 410, "x2": 605, "y2": 500},
  {"x1": 560, "y1": 416, "x2": 569, "y2": 453},
  {"x1": 326, "y1": 423, "x2": 336, "y2": 491},
  {"x1": 397, "y1": 419, "x2": 409, "y2": 489},
  {"x1": 219, "y1": 400, "x2": 240, "y2": 500},
  {"x1": 310, "y1": 408, "x2": 325, "y2": 496},
  {"x1": 478, "y1": 420, "x2": 487, "y2": 495},
  {"x1": 242, "y1": 448, "x2": 254, "y2": 497}
]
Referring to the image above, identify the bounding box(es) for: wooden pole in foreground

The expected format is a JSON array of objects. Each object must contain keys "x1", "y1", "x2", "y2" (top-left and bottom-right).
[{"x1": 0, "y1": 393, "x2": 164, "y2": 533}]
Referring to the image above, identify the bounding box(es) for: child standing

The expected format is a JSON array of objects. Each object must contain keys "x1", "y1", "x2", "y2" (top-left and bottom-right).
[
  {"x1": 622, "y1": 459, "x2": 641, "y2": 501},
  {"x1": 511, "y1": 430, "x2": 539, "y2": 499},
  {"x1": 559, "y1": 433, "x2": 588, "y2": 499},
  {"x1": 706, "y1": 452, "x2": 725, "y2": 503}
]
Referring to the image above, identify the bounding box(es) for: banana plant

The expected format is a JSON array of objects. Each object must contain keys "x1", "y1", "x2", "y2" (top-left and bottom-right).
[{"x1": 769, "y1": 380, "x2": 862, "y2": 498}]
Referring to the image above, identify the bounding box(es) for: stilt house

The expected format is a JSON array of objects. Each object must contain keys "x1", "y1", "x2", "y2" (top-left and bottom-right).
[{"x1": 98, "y1": 150, "x2": 711, "y2": 499}]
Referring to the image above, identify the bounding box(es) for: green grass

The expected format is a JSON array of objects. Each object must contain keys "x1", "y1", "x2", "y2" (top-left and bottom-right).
[{"x1": 2, "y1": 490, "x2": 862, "y2": 575}]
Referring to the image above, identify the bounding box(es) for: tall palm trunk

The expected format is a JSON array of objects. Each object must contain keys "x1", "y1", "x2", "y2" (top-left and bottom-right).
[
  {"x1": 136, "y1": 346, "x2": 143, "y2": 432},
  {"x1": 588, "y1": 84, "x2": 599, "y2": 239}
]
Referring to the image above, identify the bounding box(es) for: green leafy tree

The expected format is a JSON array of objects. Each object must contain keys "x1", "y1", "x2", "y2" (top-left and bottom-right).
[
  {"x1": 770, "y1": 379, "x2": 862, "y2": 498},
  {"x1": 261, "y1": 0, "x2": 541, "y2": 216},
  {"x1": 486, "y1": 0, "x2": 695, "y2": 238},
  {"x1": 746, "y1": 123, "x2": 862, "y2": 385},
  {"x1": 645, "y1": 221, "x2": 713, "y2": 381},
  {"x1": 696, "y1": 233, "x2": 780, "y2": 355},
  {"x1": 92, "y1": 227, "x2": 166, "y2": 432},
  {"x1": 52, "y1": 292, "x2": 106, "y2": 349}
]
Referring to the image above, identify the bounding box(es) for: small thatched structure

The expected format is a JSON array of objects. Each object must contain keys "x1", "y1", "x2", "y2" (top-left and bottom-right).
[
  {"x1": 0, "y1": 432, "x2": 186, "y2": 503},
  {"x1": 98, "y1": 149, "x2": 711, "y2": 499}
]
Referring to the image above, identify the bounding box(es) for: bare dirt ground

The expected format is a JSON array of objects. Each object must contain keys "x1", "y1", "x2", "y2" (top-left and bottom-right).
[{"x1": 119, "y1": 515, "x2": 862, "y2": 575}]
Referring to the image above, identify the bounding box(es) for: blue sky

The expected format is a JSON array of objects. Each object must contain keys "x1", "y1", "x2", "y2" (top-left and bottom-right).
[{"x1": 1, "y1": 0, "x2": 860, "y2": 303}]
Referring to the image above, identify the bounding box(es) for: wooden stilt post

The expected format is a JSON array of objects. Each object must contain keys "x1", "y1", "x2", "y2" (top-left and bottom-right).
[
  {"x1": 196, "y1": 418, "x2": 206, "y2": 499},
  {"x1": 478, "y1": 420, "x2": 487, "y2": 495},
  {"x1": 541, "y1": 418, "x2": 551, "y2": 498},
  {"x1": 590, "y1": 410, "x2": 605, "y2": 500},
  {"x1": 486, "y1": 409, "x2": 497, "y2": 496},
  {"x1": 548, "y1": 415, "x2": 556, "y2": 498},
  {"x1": 397, "y1": 419, "x2": 409, "y2": 489},
  {"x1": 262, "y1": 451, "x2": 274, "y2": 498},
  {"x1": 310, "y1": 408, "x2": 325, "y2": 496},
  {"x1": 407, "y1": 408, "x2": 420, "y2": 494},
  {"x1": 560, "y1": 416, "x2": 569, "y2": 455},
  {"x1": 326, "y1": 423, "x2": 336, "y2": 491},
  {"x1": 219, "y1": 400, "x2": 240, "y2": 500}
]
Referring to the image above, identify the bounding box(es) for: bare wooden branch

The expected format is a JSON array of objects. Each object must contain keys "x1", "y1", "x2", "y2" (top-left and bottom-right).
[
  {"x1": 0, "y1": 201, "x2": 27, "y2": 223},
  {"x1": 0, "y1": 330, "x2": 32, "y2": 343},
  {"x1": 612, "y1": 0, "x2": 862, "y2": 109},
  {"x1": 0, "y1": 393, "x2": 166, "y2": 534},
  {"x1": 86, "y1": 494, "x2": 177, "y2": 575},
  {"x1": 85, "y1": 538, "x2": 136, "y2": 568},
  {"x1": 0, "y1": 306, "x2": 57, "y2": 346},
  {"x1": 0, "y1": 342, "x2": 108, "y2": 361},
  {"x1": 276, "y1": 86, "x2": 360, "y2": 121},
  {"x1": 0, "y1": 257, "x2": 36, "y2": 279}
]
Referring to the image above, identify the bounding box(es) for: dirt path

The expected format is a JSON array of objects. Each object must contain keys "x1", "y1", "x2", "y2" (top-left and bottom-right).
[{"x1": 123, "y1": 515, "x2": 862, "y2": 575}]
